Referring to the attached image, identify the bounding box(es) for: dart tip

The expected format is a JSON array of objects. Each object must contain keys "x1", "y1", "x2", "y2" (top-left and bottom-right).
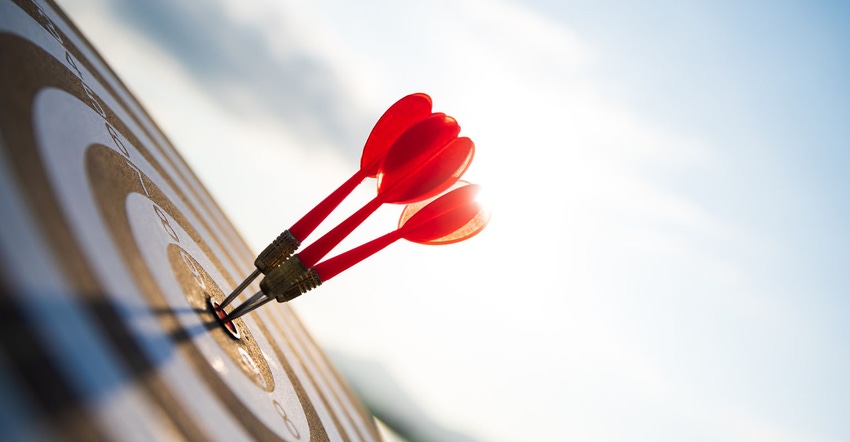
[
  {"x1": 219, "y1": 268, "x2": 262, "y2": 309},
  {"x1": 208, "y1": 298, "x2": 240, "y2": 339},
  {"x1": 222, "y1": 290, "x2": 274, "y2": 322}
]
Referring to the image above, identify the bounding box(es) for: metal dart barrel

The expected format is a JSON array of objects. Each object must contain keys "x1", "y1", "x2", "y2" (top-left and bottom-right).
[
  {"x1": 223, "y1": 256, "x2": 322, "y2": 321},
  {"x1": 219, "y1": 229, "x2": 300, "y2": 309}
]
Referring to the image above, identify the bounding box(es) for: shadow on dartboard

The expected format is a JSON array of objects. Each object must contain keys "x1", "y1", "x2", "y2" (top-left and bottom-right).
[{"x1": 0, "y1": 0, "x2": 381, "y2": 440}]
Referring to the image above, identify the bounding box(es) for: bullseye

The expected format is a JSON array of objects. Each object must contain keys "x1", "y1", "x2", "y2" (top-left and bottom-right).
[{"x1": 209, "y1": 298, "x2": 240, "y2": 340}]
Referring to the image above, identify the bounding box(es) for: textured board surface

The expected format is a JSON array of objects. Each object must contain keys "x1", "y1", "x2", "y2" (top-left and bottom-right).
[{"x1": 0, "y1": 0, "x2": 380, "y2": 440}]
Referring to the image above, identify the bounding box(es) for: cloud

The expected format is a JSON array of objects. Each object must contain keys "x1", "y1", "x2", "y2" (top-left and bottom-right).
[{"x1": 104, "y1": 0, "x2": 370, "y2": 158}]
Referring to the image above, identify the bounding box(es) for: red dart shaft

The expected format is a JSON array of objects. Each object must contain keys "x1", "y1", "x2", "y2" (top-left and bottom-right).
[
  {"x1": 314, "y1": 229, "x2": 404, "y2": 282},
  {"x1": 296, "y1": 196, "x2": 384, "y2": 268},
  {"x1": 288, "y1": 167, "x2": 369, "y2": 240}
]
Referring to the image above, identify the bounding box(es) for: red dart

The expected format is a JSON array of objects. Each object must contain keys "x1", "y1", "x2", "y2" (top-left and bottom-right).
[
  {"x1": 315, "y1": 183, "x2": 490, "y2": 281},
  {"x1": 295, "y1": 113, "x2": 474, "y2": 270},
  {"x1": 225, "y1": 184, "x2": 490, "y2": 321},
  {"x1": 222, "y1": 93, "x2": 433, "y2": 308}
]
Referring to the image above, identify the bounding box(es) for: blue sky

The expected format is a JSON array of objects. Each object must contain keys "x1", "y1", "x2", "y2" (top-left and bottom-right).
[{"x1": 58, "y1": 0, "x2": 850, "y2": 440}]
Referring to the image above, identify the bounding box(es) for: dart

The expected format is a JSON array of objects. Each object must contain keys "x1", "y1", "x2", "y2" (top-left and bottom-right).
[
  {"x1": 221, "y1": 93, "x2": 434, "y2": 308},
  {"x1": 223, "y1": 115, "x2": 474, "y2": 318},
  {"x1": 225, "y1": 183, "x2": 490, "y2": 321},
  {"x1": 294, "y1": 114, "x2": 473, "y2": 271}
]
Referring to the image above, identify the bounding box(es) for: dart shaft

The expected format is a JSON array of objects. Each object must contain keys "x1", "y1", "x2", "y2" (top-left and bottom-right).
[
  {"x1": 289, "y1": 168, "x2": 368, "y2": 240},
  {"x1": 315, "y1": 229, "x2": 401, "y2": 282},
  {"x1": 297, "y1": 196, "x2": 384, "y2": 268}
]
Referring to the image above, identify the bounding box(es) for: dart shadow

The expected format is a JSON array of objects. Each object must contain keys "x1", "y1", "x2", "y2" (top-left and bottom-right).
[
  {"x1": 0, "y1": 290, "x2": 229, "y2": 433},
  {"x1": 100, "y1": 298, "x2": 224, "y2": 347}
]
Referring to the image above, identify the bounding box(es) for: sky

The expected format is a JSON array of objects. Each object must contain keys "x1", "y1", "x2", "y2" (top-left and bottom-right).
[{"x1": 57, "y1": 0, "x2": 850, "y2": 440}]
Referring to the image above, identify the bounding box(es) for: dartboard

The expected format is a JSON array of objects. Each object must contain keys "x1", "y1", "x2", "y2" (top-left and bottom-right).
[{"x1": 0, "y1": 0, "x2": 380, "y2": 440}]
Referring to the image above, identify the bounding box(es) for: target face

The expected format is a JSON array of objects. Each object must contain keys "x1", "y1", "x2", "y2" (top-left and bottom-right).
[{"x1": 0, "y1": 1, "x2": 379, "y2": 440}]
